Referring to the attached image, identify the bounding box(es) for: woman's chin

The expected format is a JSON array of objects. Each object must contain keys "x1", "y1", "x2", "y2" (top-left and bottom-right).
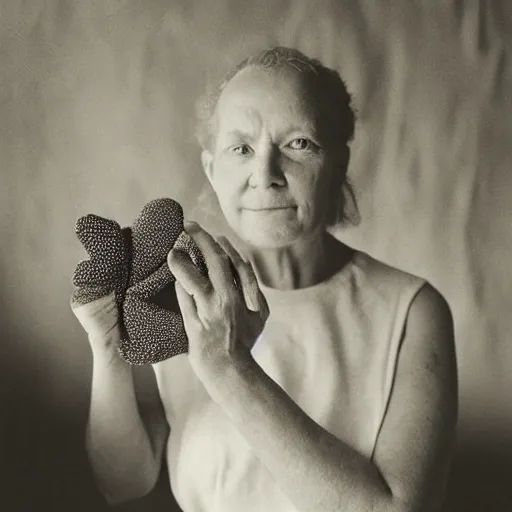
[{"x1": 239, "y1": 222, "x2": 302, "y2": 249}]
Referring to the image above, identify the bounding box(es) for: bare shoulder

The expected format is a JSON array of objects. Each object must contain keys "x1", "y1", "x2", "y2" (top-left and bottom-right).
[
  {"x1": 356, "y1": 251, "x2": 456, "y2": 370},
  {"x1": 408, "y1": 282, "x2": 454, "y2": 332},
  {"x1": 372, "y1": 281, "x2": 458, "y2": 511},
  {"x1": 404, "y1": 282, "x2": 458, "y2": 396}
]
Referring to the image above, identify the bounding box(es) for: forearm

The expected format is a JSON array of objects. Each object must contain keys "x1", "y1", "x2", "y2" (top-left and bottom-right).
[
  {"x1": 87, "y1": 342, "x2": 165, "y2": 504},
  {"x1": 208, "y1": 357, "x2": 397, "y2": 512}
]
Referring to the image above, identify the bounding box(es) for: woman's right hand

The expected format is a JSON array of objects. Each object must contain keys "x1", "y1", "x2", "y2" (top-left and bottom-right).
[{"x1": 71, "y1": 292, "x2": 123, "y2": 356}]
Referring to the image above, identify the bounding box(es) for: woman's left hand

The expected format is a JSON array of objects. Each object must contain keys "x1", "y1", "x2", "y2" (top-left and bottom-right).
[{"x1": 167, "y1": 221, "x2": 269, "y2": 385}]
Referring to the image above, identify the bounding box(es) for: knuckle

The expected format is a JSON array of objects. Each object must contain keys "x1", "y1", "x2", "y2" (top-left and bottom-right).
[
  {"x1": 225, "y1": 245, "x2": 241, "y2": 263},
  {"x1": 214, "y1": 294, "x2": 231, "y2": 314},
  {"x1": 199, "y1": 278, "x2": 214, "y2": 295},
  {"x1": 186, "y1": 314, "x2": 203, "y2": 333}
]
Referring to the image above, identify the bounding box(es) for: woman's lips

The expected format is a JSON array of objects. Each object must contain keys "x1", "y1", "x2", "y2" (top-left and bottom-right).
[{"x1": 244, "y1": 206, "x2": 296, "y2": 211}]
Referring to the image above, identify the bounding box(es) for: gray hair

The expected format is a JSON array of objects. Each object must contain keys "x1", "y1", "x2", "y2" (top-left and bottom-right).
[{"x1": 194, "y1": 46, "x2": 360, "y2": 227}]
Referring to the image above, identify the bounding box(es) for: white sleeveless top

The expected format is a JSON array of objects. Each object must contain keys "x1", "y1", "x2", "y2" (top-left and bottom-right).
[{"x1": 153, "y1": 251, "x2": 426, "y2": 512}]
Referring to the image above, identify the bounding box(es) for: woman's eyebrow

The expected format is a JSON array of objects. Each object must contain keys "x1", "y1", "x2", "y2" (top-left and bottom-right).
[
  {"x1": 279, "y1": 123, "x2": 319, "y2": 140},
  {"x1": 282, "y1": 124, "x2": 316, "y2": 134},
  {"x1": 224, "y1": 129, "x2": 254, "y2": 140}
]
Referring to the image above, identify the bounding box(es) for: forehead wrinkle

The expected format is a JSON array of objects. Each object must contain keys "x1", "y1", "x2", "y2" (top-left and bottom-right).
[
  {"x1": 214, "y1": 66, "x2": 331, "y2": 144},
  {"x1": 221, "y1": 98, "x2": 319, "y2": 139},
  {"x1": 217, "y1": 104, "x2": 263, "y2": 140}
]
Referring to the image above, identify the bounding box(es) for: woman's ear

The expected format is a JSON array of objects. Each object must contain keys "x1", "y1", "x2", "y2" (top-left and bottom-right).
[{"x1": 201, "y1": 150, "x2": 214, "y2": 184}]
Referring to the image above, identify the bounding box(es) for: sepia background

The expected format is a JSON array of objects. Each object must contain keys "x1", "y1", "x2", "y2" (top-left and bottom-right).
[{"x1": 1, "y1": 1, "x2": 511, "y2": 511}]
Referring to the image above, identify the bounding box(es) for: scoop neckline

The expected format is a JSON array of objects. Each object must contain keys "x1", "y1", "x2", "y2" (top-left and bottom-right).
[{"x1": 257, "y1": 249, "x2": 363, "y2": 302}]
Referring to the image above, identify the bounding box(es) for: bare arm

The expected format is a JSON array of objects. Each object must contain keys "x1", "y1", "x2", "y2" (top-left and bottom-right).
[
  {"x1": 87, "y1": 346, "x2": 169, "y2": 505},
  {"x1": 75, "y1": 294, "x2": 170, "y2": 505},
  {"x1": 203, "y1": 283, "x2": 458, "y2": 512}
]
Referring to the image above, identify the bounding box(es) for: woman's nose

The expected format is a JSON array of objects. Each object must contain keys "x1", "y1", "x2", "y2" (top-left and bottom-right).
[{"x1": 248, "y1": 147, "x2": 286, "y2": 189}]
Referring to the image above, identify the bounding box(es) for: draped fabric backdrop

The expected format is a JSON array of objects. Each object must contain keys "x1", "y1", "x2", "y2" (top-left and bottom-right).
[{"x1": 0, "y1": 1, "x2": 510, "y2": 511}]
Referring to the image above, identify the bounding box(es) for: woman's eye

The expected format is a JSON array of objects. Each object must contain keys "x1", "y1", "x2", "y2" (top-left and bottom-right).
[
  {"x1": 232, "y1": 144, "x2": 251, "y2": 155},
  {"x1": 287, "y1": 138, "x2": 314, "y2": 151}
]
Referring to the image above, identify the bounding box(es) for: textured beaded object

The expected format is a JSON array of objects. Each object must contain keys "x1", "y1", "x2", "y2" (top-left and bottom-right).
[{"x1": 71, "y1": 198, "x2": 207, "y2": 365}]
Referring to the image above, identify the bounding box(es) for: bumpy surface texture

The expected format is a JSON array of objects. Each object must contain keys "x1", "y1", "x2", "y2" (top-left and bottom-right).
[
  {"x1": 71, "y1": 215, "x2": 131, "y2": 307},
  {"x1": 71, "y1": 198, "x2": 207, "y2": 365}
]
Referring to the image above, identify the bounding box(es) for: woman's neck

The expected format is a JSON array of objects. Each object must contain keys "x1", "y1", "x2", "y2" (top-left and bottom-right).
[{"x1": 246, "y1": 231, "x2": 353, "y2": 291}]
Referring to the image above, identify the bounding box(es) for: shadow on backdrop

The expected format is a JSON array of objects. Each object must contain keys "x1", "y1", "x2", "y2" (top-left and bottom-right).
[{"x1": 1, "y1": 1, "x2": 511, "y2": 511}]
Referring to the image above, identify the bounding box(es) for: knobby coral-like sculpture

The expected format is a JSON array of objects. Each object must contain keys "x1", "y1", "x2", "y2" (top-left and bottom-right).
[{"x1": 71, "y1": 198, "x2": 207, "y2": 365}]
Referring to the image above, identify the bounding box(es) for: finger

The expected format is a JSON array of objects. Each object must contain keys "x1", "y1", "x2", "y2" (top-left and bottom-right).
[
  {"x1": 167, "y1": 248, "x2": 212, "y2": 302},
  {"x1": 217, "y1": 235, "x2": 268, "y2": 318},
  {"x1": 257, "y1": 286, "x2": 270, "y2": 320},
  {"x1": 184, "y1": 221, "x2": 234, "y2": 293},
  {"x1": 173, "y1": 231, "x2": 208, "y2": 276},
  {"x1": 217, "y1": 236, "x2": 260, "y2": 312},
  {"x1": 174, "y1": 280, "x2": 201, "y2": 334}
]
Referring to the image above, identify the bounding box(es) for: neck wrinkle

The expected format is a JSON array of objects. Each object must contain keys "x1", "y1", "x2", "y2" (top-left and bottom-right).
[{"x1": 248, "y1": 231, "x2": 353, "y2": 291}]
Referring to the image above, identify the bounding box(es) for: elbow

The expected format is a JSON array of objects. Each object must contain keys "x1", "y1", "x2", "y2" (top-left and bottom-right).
[
  {"x1": 103, "y1": 491, "x2": 133, "y2": 507},
  {"x1": 99, "y1": 473, "x2": 159, "y2": 506},
  {"x1": 103, "y1": 491, "x2": 146, "y2": 507},
  {"x1": 85, "y1": 434, "x2": 163, "y2": 505},
  {"x1": 383, "y1": 496, "x2": 437, "y2": 512},
  {"x1": 88, "y1": 453, "x2": 161, "y2": 506}
]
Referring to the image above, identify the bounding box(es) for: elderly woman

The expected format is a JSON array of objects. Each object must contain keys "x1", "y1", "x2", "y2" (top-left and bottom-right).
[{"x1": 77, "y1": 47, "x2": 458, "y2": 512}]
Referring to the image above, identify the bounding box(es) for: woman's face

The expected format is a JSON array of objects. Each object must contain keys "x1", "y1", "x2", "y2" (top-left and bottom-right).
[{"x1": 202, "y1": 65, "x2": 344, "y2": 249}]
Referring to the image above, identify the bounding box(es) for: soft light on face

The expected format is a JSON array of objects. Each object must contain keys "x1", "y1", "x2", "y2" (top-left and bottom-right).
[{"x1": 202, "y1": 66, "x2": 342, "y2": 249}]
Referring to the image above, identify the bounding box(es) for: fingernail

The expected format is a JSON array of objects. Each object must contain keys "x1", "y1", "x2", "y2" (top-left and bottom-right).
[
  {"x1": 184, "y1": 220, "x2": 197, "y2": 231},
  {"x1": 247, "y1": 295, "x2": 259, "y2": 312}
]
